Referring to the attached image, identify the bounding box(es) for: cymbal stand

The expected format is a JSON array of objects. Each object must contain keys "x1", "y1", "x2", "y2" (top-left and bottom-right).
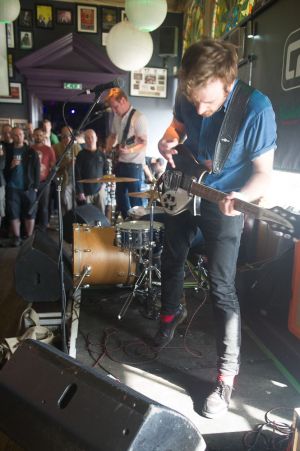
[{"x1": 118, "y1": 200, "x2": 161, "y2": 320}]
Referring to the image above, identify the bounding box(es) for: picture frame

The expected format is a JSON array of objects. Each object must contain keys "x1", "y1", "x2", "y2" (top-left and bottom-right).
[
  {"x1": 121, "y1": 10, "x2": 128, "y2": 22},
  {"x1": 7, "y1": 54, "x2": 14, "y2": 78},
  {"x1": 0, "y1": 119, "x2": 11, "y2": 130},
  {"x1": 0, "y1": 82, "x2": 22, "y2": 104},
  {"x1": 36, "y1": 4, "x2": 54, "y2": 29},
  {"x1": 19, "y1": 9, "x2": 33, "y2": 28},
  {"x1": 77, "y1": 5, "x2": 97, "y2": 33},
  {"x1": 20, "y1": 31, "x2": 33, "y2": 50},
  {"x1": 101, "y1": 7, "x2": 118, "y2": 32},
  {"x1": 130, "y1": 67, "x2": 168, "y2": 99},
  {"x1": 11, "y1": 118, "x2": 28, "y2": 131},
  {"x1": 56, "y1": 8, "x2": 73, "y2": 25},
  {"x1": 6, "y1": 23, "x2": 15, "y2": 49}
]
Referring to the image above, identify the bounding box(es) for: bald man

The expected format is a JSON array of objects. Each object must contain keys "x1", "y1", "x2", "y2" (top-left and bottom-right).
[
  {"x1": 4, "y1": 127, "x2": 40, "y2": 246},
  {"x1": 75, "y1": 129, "x2": 108, "y2": 214}
]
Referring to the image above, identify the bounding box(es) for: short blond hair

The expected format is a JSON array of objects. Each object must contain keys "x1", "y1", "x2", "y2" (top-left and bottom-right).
[{"x1": 179, "y1": 38, "x2": 238, "y2": 96}]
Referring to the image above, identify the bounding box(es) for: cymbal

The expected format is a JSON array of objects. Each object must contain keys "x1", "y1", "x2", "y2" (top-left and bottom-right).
[
  {"x1": 128, "y1": 206, "x2": 164, "y2": 218},
  {"x1": 78, "y1": 175, "x2": 138, "y2": 183},
  {"x1": 129, "y1": 190, "x2": 160, "y2": 199}
]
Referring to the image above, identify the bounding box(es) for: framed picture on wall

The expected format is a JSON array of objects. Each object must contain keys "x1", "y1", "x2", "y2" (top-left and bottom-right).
[
  {"x1": 11, "y1": 118, "x2": 28, "y2": 130},
  {"x1": 0, "y1": 119, "x2": 11, "y2": 129},
  {"x1": 6, "y1": 23, "x2": 15, "y2": 49},
  {"x1": 121, "y1": 10, "x2": 128, "y2": 22},
  {"x1": 130, "y1": 67, "x2": 168, "y2": 98},
  {"x1": 7, "y1": 54, "x2": 14, "y2": 78},
  {"x1": 101, "y1": 7, "x2": 118, "y2": 32},
  {"x1": 36, "y1": 4, "x2": 54, "y2": 29},
  {"x1": 56, "y1": 9, "x2": 73, "y2": 25},
  {"x1": 0, "y1": 83, "x2": 22, "y2": 104},
  {"x1": 19, "y1": 9, "x2": 33, "y2": 28},
  {"x1": 20, "y1": 31, "x2": 33, "y2": 50},
  {"x1": 77, "y1": 5, "x2": 97, "y2": 33}
]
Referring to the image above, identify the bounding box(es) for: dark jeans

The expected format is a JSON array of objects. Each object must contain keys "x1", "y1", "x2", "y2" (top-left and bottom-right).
[
  {"x1": 115, "y1": 162, "x2": 143, "y2": 219},
  {"x1": 161, "y1": 200, "x2": 244, "y2": 376}
]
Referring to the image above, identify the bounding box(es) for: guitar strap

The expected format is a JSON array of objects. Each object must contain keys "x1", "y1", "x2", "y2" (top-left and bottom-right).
[
  {"x1": 120, "y1": 108, "x2": 136, "y2": 147},
  {"x1": 212, "y1": 80, "x2": 254, "y2": 174}
]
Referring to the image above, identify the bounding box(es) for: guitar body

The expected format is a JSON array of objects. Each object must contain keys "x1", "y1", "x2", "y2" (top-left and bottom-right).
[
  {"x1": 161, "y1": 145, "x2": 208, "y2": 215},
  {"x1": 160, "y1": 144, "x2": 294, "y2": 231}
]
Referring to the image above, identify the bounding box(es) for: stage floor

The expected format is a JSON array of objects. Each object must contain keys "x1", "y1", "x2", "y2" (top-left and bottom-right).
[
  {"x1": 1, "y1": 226, "x2": 300, "y2": 450},
  {"x1": 74, "y1": 282, "x2": 300, "y2": 451}
]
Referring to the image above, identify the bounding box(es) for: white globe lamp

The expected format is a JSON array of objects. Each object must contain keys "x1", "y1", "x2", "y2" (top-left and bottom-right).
[
  {"x1": 0, "y1": 0, "x2": 20, "y2": 23},
  {"x1": 125, "y1": 0, "x2": 167, "y2": 32},
  {"x1": 106, "y1": 22, "x2": 153, "y2": 71}
]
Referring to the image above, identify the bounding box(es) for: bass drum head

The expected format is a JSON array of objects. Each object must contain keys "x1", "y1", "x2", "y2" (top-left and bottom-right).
[{"x1": 73, "y1": 225, "x2": 136, "y2": 286}]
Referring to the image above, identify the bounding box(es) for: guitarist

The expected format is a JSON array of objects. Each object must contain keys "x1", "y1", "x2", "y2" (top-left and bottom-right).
[
  {"x1": 152, "y1": 38, "x2": 277, "y2": 419},
  {"x1": 105, "y1": 88, "x2": 148, "y2": 219}
]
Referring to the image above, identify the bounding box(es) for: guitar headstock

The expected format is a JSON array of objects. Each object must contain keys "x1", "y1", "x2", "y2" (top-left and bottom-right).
[{"x1": 269, "y1": 206, "x2": 300, "y2": 239}]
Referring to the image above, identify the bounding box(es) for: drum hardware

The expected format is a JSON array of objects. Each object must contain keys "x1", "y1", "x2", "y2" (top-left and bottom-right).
[
  {"x1": 129, "y1": 190, "x2": 160, "y2": 200},
  {"x1": 117, "y1": 200, "x2": 162, "y2": 321},
  {"x1": 73, "y1": 265, "x2": 92, "y2": 295},
  {"x1": 78, "y1": 176, "x2": 138, "y2": 183}
]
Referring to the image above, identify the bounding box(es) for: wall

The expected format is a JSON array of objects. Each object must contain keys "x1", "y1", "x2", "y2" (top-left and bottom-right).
[{"x1": 0, "y1": 0, "x2": 183, "y2": 157}]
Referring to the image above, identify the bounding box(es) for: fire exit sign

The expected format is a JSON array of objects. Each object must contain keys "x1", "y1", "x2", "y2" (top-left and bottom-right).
[{"x1": 64, "y1": 82, "x2": 82, "y2": 90}]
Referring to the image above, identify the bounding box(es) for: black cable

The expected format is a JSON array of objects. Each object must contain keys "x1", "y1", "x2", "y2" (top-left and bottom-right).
[{"x1": 243, "y1": 406, "x2": 294, "y2": 450}]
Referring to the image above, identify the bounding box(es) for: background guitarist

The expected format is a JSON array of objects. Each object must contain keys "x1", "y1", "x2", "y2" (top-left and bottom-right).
[
  {"x1": 105, "y1": 88, "x2": 148, "y2": 219},
  {"x1": 153, "y1": 38, "x2": 277, "y2": 419}
]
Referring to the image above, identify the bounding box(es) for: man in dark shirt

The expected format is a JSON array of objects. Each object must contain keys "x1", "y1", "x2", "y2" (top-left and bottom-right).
[
  {"x1": 4, "y1": 127, "x2": 40, "y2": 246},
  {"x1": 75, "y1": 129, "x2": 107, "y2": 214}
]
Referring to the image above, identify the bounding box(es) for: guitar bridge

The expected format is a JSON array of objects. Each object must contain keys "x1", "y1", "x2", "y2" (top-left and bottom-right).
[{"x1": 163, "y1": 170, "x2": 182, "y2": 191}]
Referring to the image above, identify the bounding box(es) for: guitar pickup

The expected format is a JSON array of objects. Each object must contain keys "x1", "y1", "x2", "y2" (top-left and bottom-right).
[
  {"x1": 163, "y1": 170, "x2": 182, "y2": 191},
  {"x1": 181, "y1": 174, "x2": 195, "y2": 196}
]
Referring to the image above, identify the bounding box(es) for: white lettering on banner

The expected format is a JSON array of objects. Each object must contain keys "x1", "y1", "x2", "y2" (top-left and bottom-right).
[{"x1": 282, "y1": 28, "x2": 300, "y2": 91}]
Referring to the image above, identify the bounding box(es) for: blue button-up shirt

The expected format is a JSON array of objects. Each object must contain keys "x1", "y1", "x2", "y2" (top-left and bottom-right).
[{"x1": 174, "y1": 79, "x2": 277, "y2": 193}]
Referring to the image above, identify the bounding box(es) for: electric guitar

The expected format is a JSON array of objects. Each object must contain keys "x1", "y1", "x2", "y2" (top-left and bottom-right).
[
  {"x1": 111, "y1": 135, "x2": 136, "y2": 168},
  {"x1": 160, "y1": 144, "x2": 294, "y2": 232}
]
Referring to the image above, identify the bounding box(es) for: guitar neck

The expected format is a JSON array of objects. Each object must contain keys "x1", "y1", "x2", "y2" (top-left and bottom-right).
[{"x1": 190, "y1": 181, "x2": 285, "y2": 223}]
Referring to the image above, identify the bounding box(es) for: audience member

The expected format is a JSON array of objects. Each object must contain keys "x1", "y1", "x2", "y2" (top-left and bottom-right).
[
  {"x1": 75, "y1": 129, "x2": 108, "y2": 214},
  {"x1": 4, "y1": 127, "x2": 40, "y2": 246},
  {"x1": 53, "y1": 126, "x2": 81, "y2": 214},
  {"x1": 42, "y1": 119, "x2": 59, "y2": 146},
  {"x1": 32, "y1": 128, "x2": 56, "y2": 230},
  {"x1": 1, "y1": 124, "x2": 13, "y2": 151},
  {"x1": 144, "y1": 156, "x2": 166, "y2": 183},
  {"x1": 25, "y1": 122, "x2": 35, "y2": 146}
]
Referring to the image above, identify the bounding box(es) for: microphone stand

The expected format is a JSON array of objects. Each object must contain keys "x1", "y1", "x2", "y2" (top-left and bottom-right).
[{"x1": 29, "y1": 88, "x2": 106, "y2": 354}]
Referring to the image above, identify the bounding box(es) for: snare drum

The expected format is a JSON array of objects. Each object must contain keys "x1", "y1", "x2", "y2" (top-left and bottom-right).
[
  {"x1": 115, "y1": 220, "x2": 164, "y2": 250},
  {"x1": 73, "y1": 224, "x2": 136, "y2": 286}
]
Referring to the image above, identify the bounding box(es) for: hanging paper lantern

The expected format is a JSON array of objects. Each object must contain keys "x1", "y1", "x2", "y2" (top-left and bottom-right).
[
  {"x1": 106, "y1": 22, "x2": 153, "y2": 71},
  {"x1": 125, "y1": 0, "x2": 167, "y2": 32},
  {"x1": 0, "y1": 0, "x2": 20, "y2": 23}
]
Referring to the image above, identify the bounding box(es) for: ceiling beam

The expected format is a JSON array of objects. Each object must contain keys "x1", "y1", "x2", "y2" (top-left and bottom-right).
[{"x1": 56, "y1": 0, "x2": 187, "y2": 13}]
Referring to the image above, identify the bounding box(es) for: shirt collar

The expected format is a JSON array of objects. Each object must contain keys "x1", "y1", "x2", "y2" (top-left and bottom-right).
[{"x1": 223, "y1": 79, "x2": 238, "y2": 112}]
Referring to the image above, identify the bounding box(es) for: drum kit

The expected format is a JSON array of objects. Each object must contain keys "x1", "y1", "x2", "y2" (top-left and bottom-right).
[{"x1": 73, "y1": 175, "x2": 164, "y2": 320}]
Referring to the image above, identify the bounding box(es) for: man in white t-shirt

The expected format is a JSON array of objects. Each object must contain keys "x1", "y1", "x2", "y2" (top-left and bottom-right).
[{"x1": 105, "y1": 88, "x2": 148, "y2": 219}]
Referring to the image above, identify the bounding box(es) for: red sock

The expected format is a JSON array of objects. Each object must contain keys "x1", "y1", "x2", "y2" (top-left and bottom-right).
[
  {"x1": 217, "y1": 374, "x2": 235, "y2": 386},
  {"x1": 160, "y1": 314, "x2": 175, "y2": 323}
]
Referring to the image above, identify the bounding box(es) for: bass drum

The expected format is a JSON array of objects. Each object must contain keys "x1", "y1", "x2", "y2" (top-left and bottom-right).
[{"x1": 73, "y1": 225, "x2": 136, "y2": 286}]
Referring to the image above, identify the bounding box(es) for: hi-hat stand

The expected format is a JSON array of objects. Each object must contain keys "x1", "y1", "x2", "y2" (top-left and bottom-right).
[{"x1": 118, "y1": 200, "x2": 161, "y2": 320}]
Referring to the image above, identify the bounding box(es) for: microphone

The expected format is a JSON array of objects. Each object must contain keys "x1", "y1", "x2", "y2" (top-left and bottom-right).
[{"x1": 78, "y1": 78, "x2": 125, "y2": 96}]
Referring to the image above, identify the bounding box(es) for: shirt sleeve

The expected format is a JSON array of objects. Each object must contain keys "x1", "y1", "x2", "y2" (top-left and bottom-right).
[
  {"x1": 134, "y1": 112, "x2": 148, "y2": 141},
  {"x1": 244, "y1": 105, "x2": 277, "y2": 160}
]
